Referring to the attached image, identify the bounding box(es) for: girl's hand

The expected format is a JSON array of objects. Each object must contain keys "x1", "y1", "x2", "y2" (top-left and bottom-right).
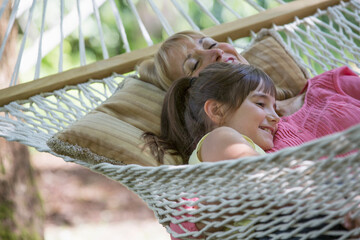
[
  {"x1": 344, "y1": 212, "x2": 360, "y2": 230},
  {"x1": 344, "y1": 197, "x2": 360, "y2": 230}
]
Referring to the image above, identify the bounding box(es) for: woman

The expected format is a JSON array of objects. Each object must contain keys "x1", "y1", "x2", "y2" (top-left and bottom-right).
[{"x1": 137, "y1": 30, "x2": 248, "y2": 90}]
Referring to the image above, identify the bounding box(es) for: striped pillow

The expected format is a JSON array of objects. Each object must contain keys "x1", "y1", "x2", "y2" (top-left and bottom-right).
[
  {"x1": 242, "y1": 30, "x2": 309, "y2": 100},
  {"x1": 47, "y1": 78, "x2": 182, "y2": 166}
]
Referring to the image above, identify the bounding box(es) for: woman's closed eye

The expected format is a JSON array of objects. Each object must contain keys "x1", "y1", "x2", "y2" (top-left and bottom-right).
[
  {"x1": 202, "y1": 37, "x2": 217, "y2": 49},
  {"x1": 208, "y1": 43, "x2": 217, "y2": 49},
  {"x1": 184, "y1": 58, "x2": 200, "y2": 75},
  {"x1": 192, "y1": 61, "x2": 199, "y2": 72}
]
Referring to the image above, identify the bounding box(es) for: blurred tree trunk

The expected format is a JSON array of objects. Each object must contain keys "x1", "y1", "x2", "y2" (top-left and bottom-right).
[{"x1": 0, "y1": 1, "x2": 45, "y2": 240}]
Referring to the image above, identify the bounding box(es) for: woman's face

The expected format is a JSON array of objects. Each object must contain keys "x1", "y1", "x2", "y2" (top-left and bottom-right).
[{"x1": 167, "y1": 37, "x2": 249, "y2": 80}]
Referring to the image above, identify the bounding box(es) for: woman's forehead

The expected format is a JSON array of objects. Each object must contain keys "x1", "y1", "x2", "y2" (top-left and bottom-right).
[
  {"x1": 176, "y1": 37, "x2": 199, "y2": 54},
  {"x1": 165, "y1": 38, "x2": 198, "y2": 69},
  {"x1": 173, "y1": 36, "x2": 215, "y2": 57}
]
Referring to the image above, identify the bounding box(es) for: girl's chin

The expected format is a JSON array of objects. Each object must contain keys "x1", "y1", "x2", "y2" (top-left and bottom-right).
[{"x1": 259, "y1": 141, "x2": 274, "y2": 151}]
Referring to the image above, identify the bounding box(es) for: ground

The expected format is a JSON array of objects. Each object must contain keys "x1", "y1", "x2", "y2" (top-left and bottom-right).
[{"x1": 31, "y1": 151, "x2": 169, "y2": 240}]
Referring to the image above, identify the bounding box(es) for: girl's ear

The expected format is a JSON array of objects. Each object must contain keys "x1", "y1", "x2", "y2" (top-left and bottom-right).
[{"x1": 204, "y1": 99, "x2": 225, "y2": 126}]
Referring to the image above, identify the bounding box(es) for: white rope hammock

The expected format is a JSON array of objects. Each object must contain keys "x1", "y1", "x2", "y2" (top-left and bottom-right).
[{"x1": 0, "y1": 0, "x2": 360, "y2": 239}]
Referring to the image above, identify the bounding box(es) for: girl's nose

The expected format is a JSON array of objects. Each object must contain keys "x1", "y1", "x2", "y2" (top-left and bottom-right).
[{"x1": 267, "y1": 112, "x2": 280, "y2": 123}]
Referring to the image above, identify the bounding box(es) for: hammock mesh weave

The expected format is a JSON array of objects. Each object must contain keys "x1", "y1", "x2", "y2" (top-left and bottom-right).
[{"x1": 0, "y1": 0, "x2": 360, "y2": 239}]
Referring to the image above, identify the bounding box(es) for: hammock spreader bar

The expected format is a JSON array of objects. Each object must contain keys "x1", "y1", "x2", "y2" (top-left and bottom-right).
[{"x1": 0, "y1": 0, "x2": 348, "y2": 107}]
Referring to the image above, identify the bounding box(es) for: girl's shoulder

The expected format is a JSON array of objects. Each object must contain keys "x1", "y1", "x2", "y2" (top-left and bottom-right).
[
  {"x1": 209, "y1": 126, "x2": 242, "y2": 136},
  {"x1": 205, "y1": 126, "x2": 248, "y2": 147},
  {"x1": 200, "y1": 127, "x2": 258, "y2": 162}
]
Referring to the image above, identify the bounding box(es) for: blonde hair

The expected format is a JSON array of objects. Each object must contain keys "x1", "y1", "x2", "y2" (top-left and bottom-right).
[{"x1": 137, "y1": 30, "x2": 205, "y2": 90}]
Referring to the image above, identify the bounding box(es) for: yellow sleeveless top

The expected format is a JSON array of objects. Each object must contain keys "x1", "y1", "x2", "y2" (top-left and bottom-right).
[{"x1": 188, "y1": 133, "x2": 266, "y2": 165}]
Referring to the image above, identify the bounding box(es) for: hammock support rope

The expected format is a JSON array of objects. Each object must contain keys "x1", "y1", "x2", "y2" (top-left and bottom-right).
[{"x1": 0, "y1": 0, "x2": 359, "y2": 239}]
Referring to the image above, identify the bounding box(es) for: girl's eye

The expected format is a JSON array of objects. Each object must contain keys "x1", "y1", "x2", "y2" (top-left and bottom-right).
[{"x1": 256, "y1": 102, "x2": 265, "y2": 107}]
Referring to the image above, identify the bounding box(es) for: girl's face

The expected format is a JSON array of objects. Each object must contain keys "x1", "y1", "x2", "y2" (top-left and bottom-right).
[
  {"x1": 167, "y1": 37, "x2": 249, "y2": 80},
  {"x1": 222, "y1": 87, "x2": 280, "y2": 150}
]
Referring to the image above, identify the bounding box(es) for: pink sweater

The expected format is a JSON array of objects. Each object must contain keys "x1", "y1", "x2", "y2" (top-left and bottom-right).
[{"x1": 268, "y1": 66, "x2": 360, "y2": 153}]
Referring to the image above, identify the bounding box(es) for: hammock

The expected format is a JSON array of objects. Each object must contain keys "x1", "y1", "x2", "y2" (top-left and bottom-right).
[{"x1": 0, "y1": 0, "x2": 360, "y2": 239}]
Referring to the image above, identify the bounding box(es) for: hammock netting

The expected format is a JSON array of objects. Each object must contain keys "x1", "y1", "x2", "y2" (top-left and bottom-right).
[{"x1": 0, "y1": 0, "x2": 360, "y2": 239}]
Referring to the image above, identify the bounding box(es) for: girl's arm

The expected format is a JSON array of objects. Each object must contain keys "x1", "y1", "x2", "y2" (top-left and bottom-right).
[{"x1": 201, "y1": 126, "x2": 258, "y2": 163}]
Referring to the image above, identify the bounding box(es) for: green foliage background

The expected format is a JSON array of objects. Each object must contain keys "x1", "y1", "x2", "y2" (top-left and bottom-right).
[
  {"x1": 15, "y1": 0, "x2": 358, "y2": 83},
  {"x1": 17, "y1": 0, "x2": 287, "y2": 83}
]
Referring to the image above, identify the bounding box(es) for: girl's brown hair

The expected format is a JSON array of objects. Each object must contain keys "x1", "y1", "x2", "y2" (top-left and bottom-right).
[{"x1": 143, "y1": 62, "x2": 276, "y2": 164}]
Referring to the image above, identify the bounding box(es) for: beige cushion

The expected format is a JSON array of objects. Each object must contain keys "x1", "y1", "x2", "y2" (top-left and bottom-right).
[
  {"x1": 96, "y1": 78, "x2": 164, "y2": 134},
  {"x1": 47, "y1": 78, "x2": 181, "y2": 166},
  {"x1": 47, "y1": 30, "x2": 309, "y2": 166},
  {"x1": 242, "y1": 30, "x2": 309, "y2": 100}
]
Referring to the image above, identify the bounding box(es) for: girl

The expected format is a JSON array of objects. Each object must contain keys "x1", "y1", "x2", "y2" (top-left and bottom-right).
[{"x1": 143, "y1": 62, "x2": 279, "y2": 165}]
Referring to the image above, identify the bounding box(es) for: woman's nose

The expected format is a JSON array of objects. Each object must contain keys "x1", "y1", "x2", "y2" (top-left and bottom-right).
[
  {"x1": 197, "y1": 48, "x2": 223, "y2": 62},
  {"x1": 213, "y1": 48, "x2": 224, "y2": 61}
]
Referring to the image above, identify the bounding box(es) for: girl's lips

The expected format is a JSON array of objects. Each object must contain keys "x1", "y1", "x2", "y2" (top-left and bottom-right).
[{"x1": 259, "y1": 126, "x2": 275, "y2": 136}]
